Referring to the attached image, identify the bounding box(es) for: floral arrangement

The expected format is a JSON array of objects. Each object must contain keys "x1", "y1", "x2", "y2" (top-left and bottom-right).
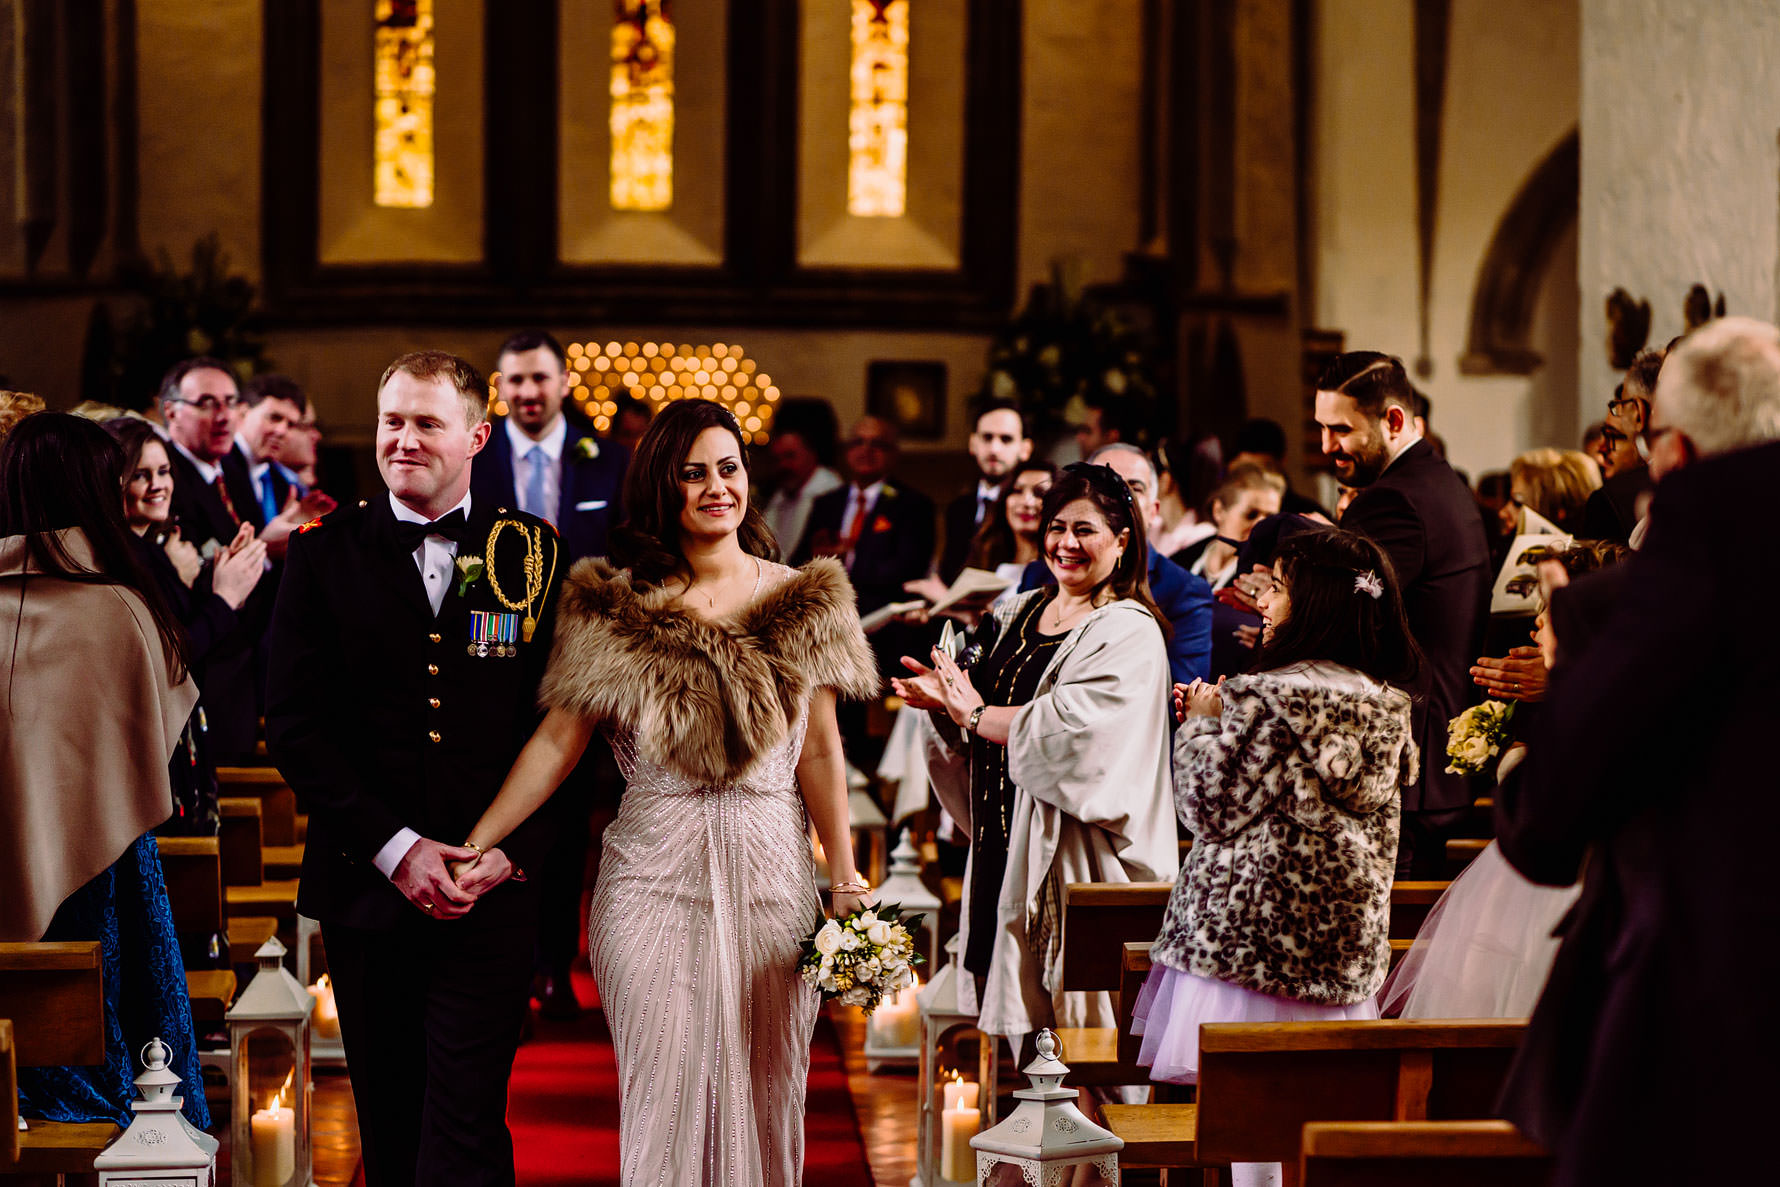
[
  {"x1": 799, "y1": 905, "x2": 923, "y2": 1013},
  {"x1": 1444, "y1": 700, "x2": 1517, "y2": 775},
  {"x1": 976, "y1": 260, "x2": 1159, "y2": 440}
]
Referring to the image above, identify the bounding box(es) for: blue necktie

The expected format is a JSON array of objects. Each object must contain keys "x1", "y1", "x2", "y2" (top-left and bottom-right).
[
  {"x1": 523, "y1": 445, "x2": 549, "y2": 519},
  {"x1": 258, "y1": 469, "x2": 279, "y2": 524}
]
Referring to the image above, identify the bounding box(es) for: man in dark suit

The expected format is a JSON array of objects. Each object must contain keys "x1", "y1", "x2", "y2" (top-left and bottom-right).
[
  {"x1": 938, "y1": 399, "x2": 1033, "y2": 583},
  {"x1": 224, "y1": 374, "x2": 336, "y2": 553},
  {"x1": 471, "y1": 330, "x2": 627, "y2": 1020},
  {"x1": 796, "y1": 416, "x2": 937, "y2": 613},
  {"x1": 1495, "y1": 317, "x2": 1780, "y2": 1185},
  {"x1": 267, "y1": 352, "x2": 562, "y2": 1187},
  {"x1": 1314, "y1": 351, "x2": 1491, "y2": 877},
  {"x1": 1016, "y1": 445, "x2": 1214, "y2": 685},
  {"x1": 472, "y1": 330, "x2": 627, "y2": 563},
  {"x1": 158, "y1": 357, "x2": 269, "y2": 763}
]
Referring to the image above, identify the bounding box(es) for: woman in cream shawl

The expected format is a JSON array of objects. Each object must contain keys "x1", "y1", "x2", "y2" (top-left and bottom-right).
[
  {"x1": 896, "y1": 463, "x2": 1178, "y2": 1039},
  {"x1": 1, "y1": 413, "x2": 207, "y2": 1127}
]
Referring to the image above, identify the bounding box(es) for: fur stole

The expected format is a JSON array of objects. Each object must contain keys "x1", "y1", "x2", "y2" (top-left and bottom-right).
[{"x1": 540, "y1": 556, "x2": 881, "y2": 785}]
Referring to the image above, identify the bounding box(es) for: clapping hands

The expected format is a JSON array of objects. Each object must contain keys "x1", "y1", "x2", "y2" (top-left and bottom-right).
[{"x1": 1173, "y1": 677, "x2": 1225, "y2": 723}]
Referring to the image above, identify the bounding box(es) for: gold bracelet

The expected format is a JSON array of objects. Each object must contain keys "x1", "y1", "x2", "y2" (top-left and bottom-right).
[
  {"x1": 830, "y1": 879, "x2": 871, "y2": 893},
  {"x1": 462, "y1": 841, "x2": 486, "y2": 862}
]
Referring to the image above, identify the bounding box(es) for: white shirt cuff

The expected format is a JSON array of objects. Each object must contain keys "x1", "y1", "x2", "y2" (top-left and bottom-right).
[{"x1": 372, "y1": 828, "x2": 423, "y2": 879}]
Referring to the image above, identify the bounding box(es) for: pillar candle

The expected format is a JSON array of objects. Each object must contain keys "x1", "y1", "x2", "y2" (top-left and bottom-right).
[
  {"x1": 308, "y1": 975, "x2": 340, "y2": 1040},
  {"x1": 942, "y1": 1075, "x2": 979, "y2": 1112},
  {"x1": 939, "y1": 1101, "x2": 980, "y2": 1183},
  {"x1": 250, "y1": 1102, "x2": 296, "y2": 1187},
  {"x1": 871, "y1": 982, "x2": 921, "y2": 1048}
]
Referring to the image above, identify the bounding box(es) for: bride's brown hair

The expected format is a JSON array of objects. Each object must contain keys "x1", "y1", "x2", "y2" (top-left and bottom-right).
[{"x1": 610, "y1": 399, "x2": 781, "y2": 586}]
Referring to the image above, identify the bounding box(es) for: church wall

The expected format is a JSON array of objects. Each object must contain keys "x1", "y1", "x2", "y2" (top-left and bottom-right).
[
  {"x1": 1579, "y1": 0, "x2": 1780, "y2": 408},
  {"x1": 1311, "y1": 0, "x2": 1579, "y2": 482},
  {"x1": 0, "y1": 0, "x2": 1148, "y2": 496}
]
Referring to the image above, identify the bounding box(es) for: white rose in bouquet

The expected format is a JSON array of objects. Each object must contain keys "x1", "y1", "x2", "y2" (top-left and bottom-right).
[
  {"x1": 1457, "y1": 734, "x2": 1494, "y2": 768},
  {"x1": 865, "y1": 919, "x2": 893, "y2": 946},
  {"x1": 814, "y1": 920, "x2": 845, "y2": 957}
]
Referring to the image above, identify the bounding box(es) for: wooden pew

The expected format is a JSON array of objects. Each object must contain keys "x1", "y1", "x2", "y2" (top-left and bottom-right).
[
  {"x1": 217, "y1": 766, "x2": 304, "y2": 875},
  {"x1": 1387, "y1": 881, "x2": 1449, "y2": 940},
  {"x1": 1445, "y1": 838, "x2": 1489, "y2": 878},
  {"x1": 1101, "y1": 1019, "x2": 1526, "y2": 1185},
  {"x1": 0, "y1": 942, "x2": 121, "y2": 1176},
  {"x1": 1, "y1": 1019, "x2": 17, "y2": 1166},
  {"x1": 218, "y1": 798, "x2": 301, "y2": 925},
  {"x1": 1300, "y1": 1120, "x2": 1552, "y2": 1186},
  {"x1": 1055, "y1": 884, "x2": 1171, "y2": 1087}
]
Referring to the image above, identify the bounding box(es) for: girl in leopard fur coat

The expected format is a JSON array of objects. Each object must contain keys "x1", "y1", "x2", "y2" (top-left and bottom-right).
[{"x1": 1133, "y1": 527, "x2": 1423, "y2": 1088}]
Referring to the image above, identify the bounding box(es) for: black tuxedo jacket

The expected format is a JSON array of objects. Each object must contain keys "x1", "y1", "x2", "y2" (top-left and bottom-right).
[
  {"x1": 938, "y1": 489, "x2": 993, "y2": 584},
  {"x1": 470, "y1": 417, "x2": 628, "y2": 564},
  {"x1": 1341, "y1": 438, "x2": 1492, "y2": 814},
  {"x1": 265, "y1": 496, "x2": 563, "y2": 931},
  {"x1": 793, "y1": 480, "x2": 936, "y2": 614},
  {"x1": 162, "y1": 441, "x2": 264, "y2": 760},
  {"x1": 166, "y1": 442, "x2": 242, "y2": 554},
  {"x1": 1494, "y1": 441, "x2": 1780, "y2": 1185},
  {"x1": 221, "y1": 443, "x2": 292, "y2": 532}
]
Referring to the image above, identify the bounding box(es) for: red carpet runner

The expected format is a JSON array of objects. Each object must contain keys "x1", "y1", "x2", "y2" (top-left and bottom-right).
[{"x1": 506, "y1": 970, "x2": 875, "y2": 1185}]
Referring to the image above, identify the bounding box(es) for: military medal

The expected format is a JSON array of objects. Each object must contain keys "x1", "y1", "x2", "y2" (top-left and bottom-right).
[
  {"x1": 469, "y1": 609, "x2": 522, "y2": 658},
  {"x1": 486, "y1": 518, "x2": 557, "y2": 644}
]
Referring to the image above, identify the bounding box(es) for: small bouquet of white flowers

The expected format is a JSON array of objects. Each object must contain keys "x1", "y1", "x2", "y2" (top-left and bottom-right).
[
  {"x1": 1445, "y1": 700, "x2": 1517, "y2": 775},
  {"x1": 799, "y1": 905, "x2": 924, "y2": 1013}
]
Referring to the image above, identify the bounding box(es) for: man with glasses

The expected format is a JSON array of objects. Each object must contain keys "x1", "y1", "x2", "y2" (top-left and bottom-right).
[
  {"x1": 162, "y1": 356, "x2": 248, "y2": 555},
  {"x1": 1581, "y1": 347, "x2": 1663, "y2": 543}
]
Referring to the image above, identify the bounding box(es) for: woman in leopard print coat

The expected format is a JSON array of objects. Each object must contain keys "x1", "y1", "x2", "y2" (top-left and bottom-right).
[{"x1": 1134, "y1": 527, "x2": 1422, "y2": 1087}]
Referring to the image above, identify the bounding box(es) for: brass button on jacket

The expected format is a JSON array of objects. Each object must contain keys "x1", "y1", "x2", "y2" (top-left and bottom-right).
[
  {"x1": 429, "y1": 697, "x2": 441, "y2": 709},
  {"x1": 428, "y1": 730, "x2": 442, "y2": 743},
  {"x1": 427, "y1": 663, "x2": 439, "y2": 676},
  {"x1": 429, "y1": 632, "x2": 442, "y2": 644}
]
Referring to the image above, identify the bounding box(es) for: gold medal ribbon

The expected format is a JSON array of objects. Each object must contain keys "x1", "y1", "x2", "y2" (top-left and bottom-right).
[{"x1": 485, "y1": 519, "x2": 558, "y2": 641}]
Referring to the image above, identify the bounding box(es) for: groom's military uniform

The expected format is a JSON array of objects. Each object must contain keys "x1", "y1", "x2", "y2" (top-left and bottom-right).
[{"x1": 266, "y1": 493, "x2": 564, "y2": 1187}]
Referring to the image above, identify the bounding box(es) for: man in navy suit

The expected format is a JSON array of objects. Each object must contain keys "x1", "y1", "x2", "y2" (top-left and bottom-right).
[
  {"x1": 472, "y1": 330, "x2": 627, "y2": 564},
  {"x1": 1315, "y1": 351, "x2": 1492, "y2": 877},
  {"x1": 470, "y1": 330, "x2": 628, "y2": 1020},
  {"x1": 1017, "y1": 444, "x2": 1213, "y2": 685}
]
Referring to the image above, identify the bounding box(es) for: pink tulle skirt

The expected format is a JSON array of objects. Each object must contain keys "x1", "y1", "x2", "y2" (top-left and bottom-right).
[{"x1": 1131, "y1": 964, "x2": 1380, "y2": 1084}]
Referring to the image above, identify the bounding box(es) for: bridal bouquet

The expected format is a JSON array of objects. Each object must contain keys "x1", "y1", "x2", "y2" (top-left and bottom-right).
[
  {"x1": 799, "y1": 906, "x2": 923, "y2": 1013},
  {"x1": 1445, "y1": 700, "x2": 1517, "y2": 775}
]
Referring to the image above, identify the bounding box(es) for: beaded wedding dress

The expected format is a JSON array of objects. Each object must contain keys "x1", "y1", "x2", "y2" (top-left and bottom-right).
[
  {"x1": 589, "y1": 716, "x2": 822, "y2": 1186},
  {"x1": 542, "y1": 557, "x2": 880, "y2": 1186}
]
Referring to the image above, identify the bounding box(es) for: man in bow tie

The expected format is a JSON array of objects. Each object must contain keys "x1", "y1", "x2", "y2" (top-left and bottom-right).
[{"x1": 267, "y1": 351, "x2": 563, "y2": 1186}]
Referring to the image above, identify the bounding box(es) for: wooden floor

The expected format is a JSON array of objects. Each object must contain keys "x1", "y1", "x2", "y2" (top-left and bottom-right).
[{"x1": 213, "y1": 1009, "x2": 921, "y2": 1186}]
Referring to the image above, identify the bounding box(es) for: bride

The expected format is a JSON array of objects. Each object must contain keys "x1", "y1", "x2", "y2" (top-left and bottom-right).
[{"x1": 453, "y1": 399, "x2": 881, "y2": 1185}]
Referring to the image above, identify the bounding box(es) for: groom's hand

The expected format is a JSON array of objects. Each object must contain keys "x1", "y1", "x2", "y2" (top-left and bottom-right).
[{"x1": 393, "y1": 839, "x2": 480, "y2": 918}]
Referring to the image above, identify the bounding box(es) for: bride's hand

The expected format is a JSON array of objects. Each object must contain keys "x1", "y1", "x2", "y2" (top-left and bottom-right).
[
  {"x1": 452, "y1": 847, "x2": 516, "y2": 897},
  {"x1": 831, "y1": 889, "x2": 877, "y2": 918}
]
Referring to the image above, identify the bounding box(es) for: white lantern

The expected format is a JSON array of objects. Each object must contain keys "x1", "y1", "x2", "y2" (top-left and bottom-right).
[
  {"x1": 914, "y1": 937, "x2": 1001, "y2": 1187},
  {"x1": 864, "y1": 830, "x2": 945, "y2": 1073},
  {"x1": 95, "y1": 1037, "x2": 219, "y2": 1186},
  {"x1": 225, "y1": 937, "x2": 314, "y2": 1187},
  {"x1": 970, "y1": 1029, "x2": 1124, "y2": 1186}
]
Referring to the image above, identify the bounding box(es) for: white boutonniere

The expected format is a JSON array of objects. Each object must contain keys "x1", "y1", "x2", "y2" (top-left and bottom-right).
[
  {"x1": 453, "y1": 554, "x2": 486, "y2": 598},
  {"x1": 572, "y1": 437, "x2": 600, "y2": 462}
]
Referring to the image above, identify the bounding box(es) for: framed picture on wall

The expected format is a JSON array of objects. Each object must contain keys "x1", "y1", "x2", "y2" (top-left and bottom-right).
[{"x1": 867, "y1": 361, "x2": 947, "y2": 441}]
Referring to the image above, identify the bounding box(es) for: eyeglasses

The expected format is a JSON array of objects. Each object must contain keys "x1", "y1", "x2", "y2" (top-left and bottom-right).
[
  {"x1": 170, "y1": 395, "x2": 241, "y2": 414},
  {"x1": 1606, "y1": 395, "x2": 1647, "y2": 419}
]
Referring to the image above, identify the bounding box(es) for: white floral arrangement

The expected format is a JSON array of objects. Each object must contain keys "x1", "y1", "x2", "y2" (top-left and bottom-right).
[
  {"x1": 798, "y1": 905, "x2": 923, "y2": 1013},
  {"x1": 1444, "y1": 700, "x2": 1517, "y2": 775}
]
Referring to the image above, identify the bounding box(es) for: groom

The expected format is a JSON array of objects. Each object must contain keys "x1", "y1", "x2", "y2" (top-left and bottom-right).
[{"x1": 266, "y1": 351, "x2": 564, "y2": 1186}]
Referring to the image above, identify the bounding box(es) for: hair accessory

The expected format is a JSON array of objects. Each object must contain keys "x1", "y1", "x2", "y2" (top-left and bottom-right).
[{"x1": 1353, "y1": 570, "x2": 1384, "y2": 599}]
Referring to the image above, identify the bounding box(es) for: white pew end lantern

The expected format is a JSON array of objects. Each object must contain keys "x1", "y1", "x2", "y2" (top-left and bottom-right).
[
  {"x1": 970, "y1": 1028, "x2": 1123, "y2": 1186},
  {"x1": 95, "y1": 1037, "x2": 219, "y2": 1186},
  {"x1": 226, "y1": 936, "x2": 314, "y2": 1187}
]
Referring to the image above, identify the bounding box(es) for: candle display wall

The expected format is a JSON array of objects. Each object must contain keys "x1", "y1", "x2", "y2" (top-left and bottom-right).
[{"x1": 226, "y1": 938, "x2": 315, "y2": 1187}]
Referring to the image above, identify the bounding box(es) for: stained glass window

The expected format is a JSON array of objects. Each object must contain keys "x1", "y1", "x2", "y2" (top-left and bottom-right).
[
  {"x1": 848, "y1": 0, "x2": 909, "y2": 217},
  {"x1": 610, "y1": 1, "x2": 676, "y2": 212},
  {"x1": 373, "y1": 0, "x2": 435, "y2": 208}
]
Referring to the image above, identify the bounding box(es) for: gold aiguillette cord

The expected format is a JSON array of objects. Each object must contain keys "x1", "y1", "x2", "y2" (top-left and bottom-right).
[{"x1": 485, "y1": 520, "x2": 558, "y2": 642}]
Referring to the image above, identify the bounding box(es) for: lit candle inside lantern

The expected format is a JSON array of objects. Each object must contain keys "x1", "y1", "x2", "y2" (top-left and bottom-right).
[
  {"x1": 942, "y1": 1068, "x2": 980, "y2": 1112},
  {"x1": 939, "y1": 1095, "x2": 980, "y2": 1183},
  {"x1": 307, "y1": 974, "x2": 340, "y2": 1040},
  {"x1": 250, "y1": 1070, "x2": 296, "y2": 1187},
  {"x1": 869, "y1": 980, "x2": 921, "y2": 1048}
]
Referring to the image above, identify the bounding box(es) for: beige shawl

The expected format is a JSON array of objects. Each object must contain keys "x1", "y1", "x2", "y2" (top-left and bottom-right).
[{"x1": 1, "y1": 529, "x2": 195, "y2": 941}]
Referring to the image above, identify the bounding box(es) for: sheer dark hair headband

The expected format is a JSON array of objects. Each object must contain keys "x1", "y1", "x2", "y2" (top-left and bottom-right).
[{"x1": 1060, "y1": 461, "x2": 1142, "y2": 528}]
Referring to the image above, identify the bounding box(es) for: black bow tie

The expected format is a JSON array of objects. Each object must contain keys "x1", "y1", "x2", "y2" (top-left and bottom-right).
[{"x1": 394, "y1": 509, "x2": 468, "y2": 551}]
